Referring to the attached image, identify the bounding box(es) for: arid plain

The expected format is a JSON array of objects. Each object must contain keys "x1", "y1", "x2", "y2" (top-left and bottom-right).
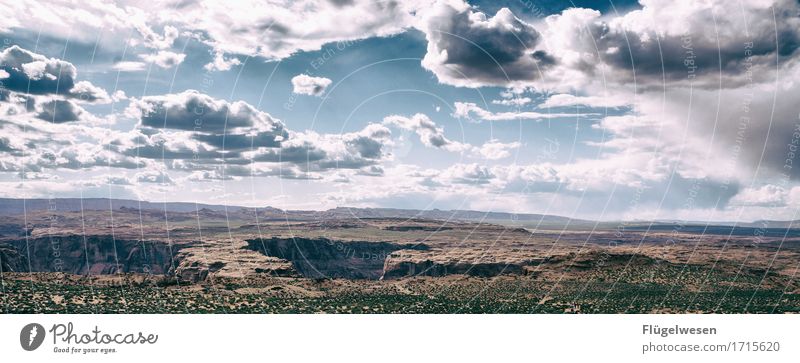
[{"x1": 1, "y1": 199, "x2": 798, "y2": 313}]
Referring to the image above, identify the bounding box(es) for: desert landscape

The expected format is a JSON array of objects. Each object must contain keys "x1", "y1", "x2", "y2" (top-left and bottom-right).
[{"x1": 0, "y1": 198, "x2": 797, "y2": 313}]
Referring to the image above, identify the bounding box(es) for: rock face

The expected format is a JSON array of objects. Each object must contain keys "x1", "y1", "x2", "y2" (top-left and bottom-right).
[
  {"x1": 382, "y1": 225, "x2": 452, "y2": 232},
  {"x1": 380, "y1": 250, "x2": 526, "y2": 279},
  {"x1": 381, "y1": 259, "x2": 526, "y2": 279},
  {"x1": 245, "y1": 237, "x2": 428, "y2": 279},
  {"x1": 0, "y1": 243, "x2": 26, "y2": 272},
  {"x1": 0, "y1": 236, "x2": 179, "y2": 275}
]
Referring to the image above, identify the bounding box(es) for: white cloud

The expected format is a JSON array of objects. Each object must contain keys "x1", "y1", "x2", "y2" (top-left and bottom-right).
[
  {"x1": 441, "y1": 163, "x2": 495, "y2": 185},
  {"x1": 412, "y1": 0, "x2": 800, "y2": 91},
  {"x1": 69, "y1": 81, "x2": 111, "y2": 104},
  {"x1": 541, "y1": 94, "x2": 630, "y2": 108},
  {"x1": 106, "y1": 176, "x2": 132, "y2": 185},
  {"x1": 730, "y1": 185, "x2": 787, "y2": 207},
  {"x1": 383, "y1": 113, "x2": 471, "y2": 153},
  {"x1": 291, "y1": 74, "x2": 332, "y2": 96},
  {"x1": 5, "y1": 0, "x2": 797, "y2": 89},
  {"x1": 383, "y1": 113, "x2": 521, "y2": 159},
  {"x1": 0, "y1": 1, "x2": 415, "y2": 60},
  {"x1": 3, "y1": 4, "x2": 800, "y2": 219},
  {"x1": 475, "y1": 139, "x2": 520, "y2": 160},
  {"x1": 112, "y1": 61, "x2": 147, "y2": 72},
  {"x1": 180, "y1": 0, "x2": 419, "y2": 60},
  {"x1": 204, "y1": 51, "x2": 241, "y2": 72},
  {"x1": 1, "y1": 45, "x2": 107, "y2": 103},
  {"x1": 137, "y1": 25, "x2": 179, "y2": 50},
  {"x1": 539, "y1": 0, "x2": 800, "y2": 89},
  {"x1": 243, "y1": 123, "x2": 393, "y2": 174},
  {"x1": 124, "y1": 90, "x2": 394, "y2": 177},
  {"x1": 139, "y1": 50, "x2": 186, "y2": 68},
  {"x1": 453, "y1": 102, "x2": 589, "y2": 121},
  {"x1": 491, "y1": 97, "x2": 532, "y2": 106},
  {"x1": 128, "y1": 90, "x2": 286, "y2": 134},
  {"x1": 111, "y1": 90, "x2": 128, "y2": 102},
  {"x1": 136, "y1": 170, "x2": 174, "y2": 185}
]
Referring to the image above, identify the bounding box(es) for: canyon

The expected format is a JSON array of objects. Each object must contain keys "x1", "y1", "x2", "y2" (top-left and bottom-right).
[{"x1": 0, "y1": 200, "x2": 798, "y2": 313}]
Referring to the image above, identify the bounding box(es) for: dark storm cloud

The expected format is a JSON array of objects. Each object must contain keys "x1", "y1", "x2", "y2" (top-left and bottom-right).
[
  {"x1": 420, "y1": 2, "x2": 553, "y2": 87},
  {"x1": 677, "y1": 86, "x2": 800, "y2": 181}
]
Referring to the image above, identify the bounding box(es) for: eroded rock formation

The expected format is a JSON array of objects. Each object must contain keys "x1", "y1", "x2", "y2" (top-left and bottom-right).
[{"x1": 0, "y1": 236, "x2": 179, "y2": 275}]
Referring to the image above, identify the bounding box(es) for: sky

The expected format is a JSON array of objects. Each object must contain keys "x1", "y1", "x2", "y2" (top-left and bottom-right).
[{"x1": 0, "y1": 0, "x2": 799, "y2": 222}]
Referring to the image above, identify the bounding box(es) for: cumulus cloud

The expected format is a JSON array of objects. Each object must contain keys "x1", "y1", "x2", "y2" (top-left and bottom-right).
[
  {"x1": 139, "y1": 50, "x2": 186, "y2": 68},
  {"x1": 383, "y1": 113, "x2": 471, "y2": 152},
  {"x1": 0, "y1": 1, "x2": 426, "y2": 63},
  {"x1": 136, "y1": 170, "x2": 174, "y2": 185},
  {"x1": 137, "y1": 25, "x2": 179, "y2": 50},
  {"x1": 68, "y1": 81, "x2": 111, "y2": 104},
  {"x1": 6, "y1": 0, "x2": 797, "y2": 90},
  {"x1": 441, "y1": 163, "x2": 495, "y2": 185},
  {"x1": 36, "y1": 100, "x2": 87, "y2": 123},
  {"x1": 291, "y1": 74, "x2": 333, "y2": 96},
  {"x1": 540, "y1": 0, "x2": 800, "y2": 89},
  {"x1": 475, "y1": 139, "x2": 520, "y2": 160},
  {"x1": 0, "y1": 116, "x2": 148, "y2": 174},
  {"x1": 412, "y1": 0, "x2": 800, "y2": 91},
  {"x1": 0, "y1": 46, "x2": 109, "y2": 103},
  {"x1": 730, "y1": 185, "x2": 787, "y2": 207},
  {"x1": 184, "y1": 0, "x2": 418, "y2": 60},
  {"x1": 418, "y1": 0, "x2": 552, "y2": 87},
  {"x1": 244, "y1": 123, "x2": 393, "y2": 174},
  {"x1": 128, "y1": 90, "x2": 286, "y2": 137},
  {"x1": 0, "y1": 45, "x2": 77, "y2": 95},
  {"x1": 4, "y1": 2, "x2": 800, "y2": 219},
  {"x1": 123, "y1": 90, "x2": 394, "y2": 178},
  {"x1": 383, "y1": 113, "x2": 523, "y2": 159},
  {"x1": 204, "y1": 51, "x2": 241, "y2": 72}
]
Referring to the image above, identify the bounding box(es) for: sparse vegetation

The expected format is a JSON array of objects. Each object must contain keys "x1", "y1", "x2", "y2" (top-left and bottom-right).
[{"x1": 1, "y1": 207, "x2": 798, "y2": 314}]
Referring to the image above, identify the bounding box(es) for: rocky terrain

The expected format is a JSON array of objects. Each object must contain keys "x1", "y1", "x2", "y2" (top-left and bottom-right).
[{"x1": 0, "y1": 200, "x2": 798, "y2": 313}]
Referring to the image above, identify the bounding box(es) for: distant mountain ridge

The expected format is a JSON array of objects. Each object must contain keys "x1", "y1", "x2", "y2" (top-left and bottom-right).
[
  {"x1": 1, "y1": 198, "x2": 798, "y2": 228},
  {"x1": 0, "y1": 198, "x2": 580, "y2": 224},
  {"x1": 0, "y1": 198, "x2": 233, "y2": 214}
]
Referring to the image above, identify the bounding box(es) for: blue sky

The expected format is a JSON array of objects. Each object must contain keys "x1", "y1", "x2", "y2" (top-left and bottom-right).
[{"x1": 1, "y1": 0, "x2": 799, "y2": 221}]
